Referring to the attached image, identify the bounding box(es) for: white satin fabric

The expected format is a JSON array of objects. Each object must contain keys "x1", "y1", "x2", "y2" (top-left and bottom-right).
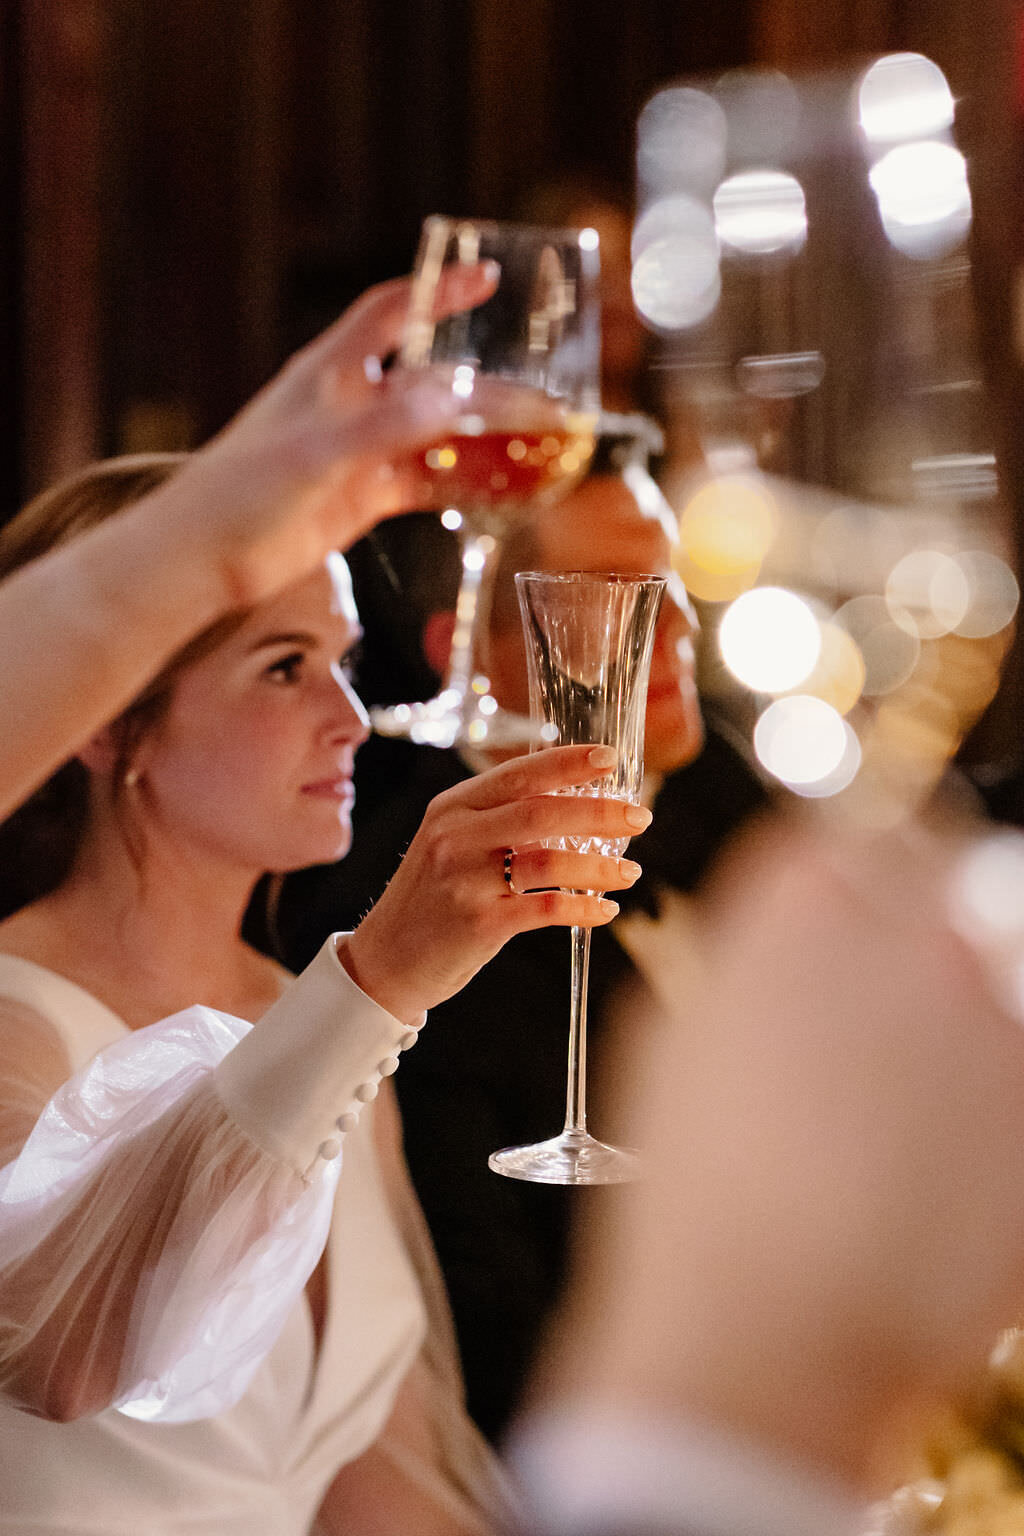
[{"x1": 0, "y1": 942, "x2": 429, "y2": 1534}]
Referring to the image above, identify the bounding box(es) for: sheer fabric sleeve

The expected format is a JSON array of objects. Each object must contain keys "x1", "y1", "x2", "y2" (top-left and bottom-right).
[{"x1": 0, "y1": 935, "x2": 422, "y2": 1425}]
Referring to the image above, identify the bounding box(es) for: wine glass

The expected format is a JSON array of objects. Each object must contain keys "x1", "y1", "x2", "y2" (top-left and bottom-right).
[
  {"x1": 370, "y1": 217, "x2": 601, "y2": 751},
  {"x1": 488, "y1": 571, "x2": 665, "y2": 1185}
]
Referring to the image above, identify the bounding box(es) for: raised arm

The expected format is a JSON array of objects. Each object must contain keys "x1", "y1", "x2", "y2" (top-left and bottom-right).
[{"x1": 0, "y1": 270, "x2": 494, "y2": 821}]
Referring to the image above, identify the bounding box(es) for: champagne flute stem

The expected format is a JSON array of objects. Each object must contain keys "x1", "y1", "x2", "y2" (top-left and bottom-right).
[
  {"x1": 443, "y1": 527, "x2": 501, "y2": 700},
  {"x1": 563, "y1": 922, "x2": 592, "y2": 1136}
]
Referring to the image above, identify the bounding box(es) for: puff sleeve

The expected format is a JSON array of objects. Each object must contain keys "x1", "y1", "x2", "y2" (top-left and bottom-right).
[{"x1": 0, "y1": 936, "x2": 422, "y2": 1424}]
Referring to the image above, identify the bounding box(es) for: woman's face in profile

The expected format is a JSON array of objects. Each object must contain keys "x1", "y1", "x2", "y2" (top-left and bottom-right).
[{"x1": 131, "y1": 553, "x2": 370, "y2": 876}]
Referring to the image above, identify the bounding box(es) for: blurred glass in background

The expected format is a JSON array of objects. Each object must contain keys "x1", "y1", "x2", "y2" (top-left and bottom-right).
[{"x1": 634, "y1": 56, "x2": 1019, "y2": 819}]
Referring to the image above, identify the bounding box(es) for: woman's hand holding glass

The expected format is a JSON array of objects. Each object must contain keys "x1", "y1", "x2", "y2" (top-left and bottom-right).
[
  {"x1": 339, "y1": 744, "x2": 648, "y2": 1026},
  {"x1": 153, "y1": 268, "x2": 500, "y2": 614}
]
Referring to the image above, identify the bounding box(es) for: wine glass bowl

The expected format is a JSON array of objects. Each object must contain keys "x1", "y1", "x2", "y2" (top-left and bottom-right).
[
  {"x1": 488, "y1": 571, "x2": 665, "y2": 1186},
  {"x1": 371, "y1": 217, "x2": 602, "y2": 750}
]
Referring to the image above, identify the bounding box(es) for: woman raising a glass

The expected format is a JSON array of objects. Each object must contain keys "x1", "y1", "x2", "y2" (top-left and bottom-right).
[{"x1": 0, "y1": 264, "x2": 646, "y2": 1533}]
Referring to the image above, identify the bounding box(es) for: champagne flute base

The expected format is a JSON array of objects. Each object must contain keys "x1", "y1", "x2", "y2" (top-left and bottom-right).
[
  {"x1": 488, "y1": 1129, "x2": 641, "y2": 1186},
  {"x1": 371, "y1": 690, "x2": 546, "y2": 751}
]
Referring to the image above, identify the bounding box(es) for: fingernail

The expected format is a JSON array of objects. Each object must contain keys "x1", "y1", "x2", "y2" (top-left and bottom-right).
[
  {"x1": 482, "y1": 259, "x2": 501, "y2": 281},
  {"x1": 618, "y1": 859, "x2": 642, "y2": 881},
  {"x1": 598, "y1": 898, "x2": 619, "y2": 917},
  {"x1": 588, "y1": 746, "x2": 616, "y2": 769},
  {"x1": 625, "y1": 805, "x2": 653, "y2": 829}
]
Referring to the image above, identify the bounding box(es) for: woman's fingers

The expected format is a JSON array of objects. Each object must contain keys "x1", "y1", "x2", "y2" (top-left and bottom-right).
[
  {"x1": 503, "y1": 891, "x2": 621, "y2": 930},
  {"x1": 315, "y1": 372, "x2": 459, "y2": 517},
  {"x1": 304, "y1": 263, "x2": 500, "y2": 404},
  {"x1": 473, "y1": 790, "x2": 650, "y2": 853},
  {"x1": 342, "y1": 748, "x2": 645, "y2": 1018},
  {"x1": 300, "y1": 276, "x2": 414, "y2": 374},
  {"x1": 430, "y1": 260, "x2": 501, "y2": 319},
  {"x1": 456, "y1": 745, "x2": 629, "y2": 809},
  {"x1": 504, "y1": 848, "x2": 642, "y2": 896}
]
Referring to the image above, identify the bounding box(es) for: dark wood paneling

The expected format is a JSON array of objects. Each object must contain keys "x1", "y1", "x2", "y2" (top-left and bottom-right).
[
  {"x1": 281, "y1": 0, "x2": 475, "y2": 350},
  {"x1": 100, "y1": 0, "x2": 289, "y2": 451},
  {"x1": 20, "y1": 0, "x2": 105, "y2": 496},
  {"x1": 546, "y1": 0, "x2": 754, "y2": 190},
  {"x1": 0, "y1": 1, "x2": 23, "y2": 515}
]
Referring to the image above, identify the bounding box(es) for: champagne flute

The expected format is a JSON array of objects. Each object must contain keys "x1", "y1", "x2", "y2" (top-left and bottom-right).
[
  {"x1": 371, "y1": 217, "x2": 601, "y2": 751},
  {"x1": 488, "y1": 571, "x2": 665, "y2": 1185}
]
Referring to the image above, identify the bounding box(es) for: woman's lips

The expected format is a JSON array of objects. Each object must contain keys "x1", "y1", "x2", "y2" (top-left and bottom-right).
[{"x1": 301, "y1": 778, "x2": 355, "y2": 801}]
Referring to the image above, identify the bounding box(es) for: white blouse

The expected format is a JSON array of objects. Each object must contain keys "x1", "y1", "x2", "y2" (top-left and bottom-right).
[{"x1": 0, "y1": 939, "x2": 430, "y2": 1535}]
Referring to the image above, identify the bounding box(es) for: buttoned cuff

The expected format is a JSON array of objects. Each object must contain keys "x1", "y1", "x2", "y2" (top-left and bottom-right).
[{"x1": 213, "y1": 934, "x2": 424, "y2": 1178}]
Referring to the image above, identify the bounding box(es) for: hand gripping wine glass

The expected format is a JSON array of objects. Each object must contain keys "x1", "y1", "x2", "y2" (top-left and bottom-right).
[
  {"x1": 371, "y1": 217, "x2": 601, "y2": 750},
  {"x1": 488, "y1": 571, "x2": 666, "y2": 1185}
]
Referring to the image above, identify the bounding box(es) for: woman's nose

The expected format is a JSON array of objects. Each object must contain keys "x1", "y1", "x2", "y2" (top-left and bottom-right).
[{"x1": 328, "y1": 666, "x2": 371, "y2": 746}]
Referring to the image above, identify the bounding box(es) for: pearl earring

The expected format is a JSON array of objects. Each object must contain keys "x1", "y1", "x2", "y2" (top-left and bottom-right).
[{"x1": 124, "y1": 767, "x2": 140, "y2": 789}]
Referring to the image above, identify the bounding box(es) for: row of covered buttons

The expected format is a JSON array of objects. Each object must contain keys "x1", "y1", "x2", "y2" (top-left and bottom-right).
[{"x1": 317, "y1": 1025, "x2": 422, "y2": 1161}]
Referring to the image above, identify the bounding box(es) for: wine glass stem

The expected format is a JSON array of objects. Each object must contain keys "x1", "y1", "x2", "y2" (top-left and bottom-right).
[
  {"x1": 443, "y1": 526, "x2": 502, "y2": 700},
  {"x1": 563, "y1": 923, "x2": 592, "y2": 1136}
]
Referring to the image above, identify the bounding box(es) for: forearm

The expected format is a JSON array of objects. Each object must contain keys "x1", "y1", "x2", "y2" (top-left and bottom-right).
[{"x1": 0, "y1": 480, "x2": 230, "y2": 819}]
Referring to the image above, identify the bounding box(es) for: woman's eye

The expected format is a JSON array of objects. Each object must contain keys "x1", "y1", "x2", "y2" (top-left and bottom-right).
[
  {"x1": 267, "y1": 652, "x2": 304, "y2": 684},
  {"x1": 339, "y1": 641, "x2": 363, "y2": 683}
]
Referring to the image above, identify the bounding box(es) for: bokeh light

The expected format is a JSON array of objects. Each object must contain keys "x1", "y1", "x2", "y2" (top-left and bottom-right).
[
  {"x1": 912, "y1": 452, "x2": 998, "y2": 504},
  {"x1": 868, "y1": 140, "x2": 971, "y2": 258},
  {"x1": 950, "y1": 551, "x2": 1019, "y2": 638},
  {"x1": 921, "y1": 632, "x2": 1006, "y2": 728},
  {"x1": 736, "y1": 350, "x2": 825, "y2": 399},
  {"x1": 858, "y1": 54, "x2": 955, "y2": 145},
  {"x1": 713, "y1": 170, "x2": 807, "y2": 256},
  {"x1": 675, "y1": 475, "x2": 777, "y2": 604},
  {"x1": 719, "y1": 586, "x2": 821, "y2": 693},
  {"x1": 753, "y1": 695, "x2": 857, "y2": 791},
  {"x1": 885, "y1": 549, "x2": 970, "y2": 638},
  {"x1": 714, "y1": 69, "x2": 802, "y2": 164},
  {"x1": 631, "y1": 195, "x2": 721, "y2": 330},
  {"x1": 788, "y1": 620, "x2": 866, "y2": 716},
  {"x1": 834, "y1": 595, "x2": 921, "y2": 695},
  {"x1": 951, "y1": 832, "x2": 1024, "y2": 950},
  {"x1": 452, "y1": 363, "x2": 476, "y2": 399},
  {"x1": 872, "y1": 685, "x2": 961, "y2": 778},
  {"x1": 636, "y1": 87, "x2": 728, "y2": 199}
]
